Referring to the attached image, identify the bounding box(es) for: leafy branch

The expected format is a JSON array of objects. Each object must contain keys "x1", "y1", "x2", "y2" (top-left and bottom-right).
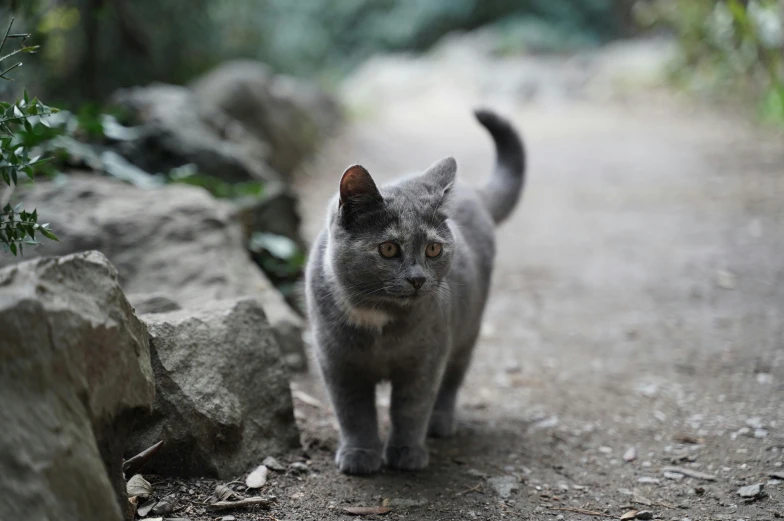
[{"x1": 1, "y1": 17, "x2": 59, "y2": 255}]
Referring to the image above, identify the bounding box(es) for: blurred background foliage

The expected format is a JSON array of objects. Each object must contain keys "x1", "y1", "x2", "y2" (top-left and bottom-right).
[
  {"x1": 638, "y1": 0, "x2": 784, "y2": 125},
  {"x1": 3, "y1": 0, "x2": 635, "y2": 107}
]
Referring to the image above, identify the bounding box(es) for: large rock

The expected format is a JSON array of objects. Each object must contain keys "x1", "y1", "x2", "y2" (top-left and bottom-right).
[
  {"x1": 2, "y1": 175, "x2": 306, "y2": 368},
  {"x1": 129, "y1": 298, "x2": 300, "y2": 478},
  {"x1": 191, "y1": 60, "x2": 341, "y2": 177},
  {"x1": 0, "y1": 251, "x2": 155, "y2": 521},
  {"x1": 111, "y1": 83, "x2": 281, "y2": 184}
]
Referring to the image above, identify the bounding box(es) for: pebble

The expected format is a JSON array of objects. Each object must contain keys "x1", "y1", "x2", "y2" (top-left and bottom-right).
[
  {"x1": 737, "y1": 484, "x2": 764, "y2": 498},
  {"x1": 556, "y1": 515, "x2": 564, "y2": 520},
  {"x1": 624, "y1": 447, "x2": 637, "y2": 462},
  {"x1": 150, "y1": 497, "x2": 174, "y2": 515},
  {"x1": 754, "y1": 428, "x2": 768, "y2": 439},
  {"x1": 599, "y1": 446, "x2": 612, "y2": 454},
  {"x1": 263, "y1": 456, "x2": 286, "y2": 471},
  {"x1": 637, "y1": 477, "x2": 660, "y2": 484},
  {"x1": 289, "y1": 461, "x2": 309, "y2": 474},
  {"x1": 221, "y1": 517, "x2": 236, "y2": 521},
  {"x1": 487, "y1": 476, "x2": 520, "y2": 499},
  {"x1": 636, "y1": 511, "x2": 653, "y2": 520},
  {"x1": 745, "y1": 417, "x2": 764, "y2": 429},
  {"x1": 664, "y1": 471, "x2": 684, "y2": 481}
]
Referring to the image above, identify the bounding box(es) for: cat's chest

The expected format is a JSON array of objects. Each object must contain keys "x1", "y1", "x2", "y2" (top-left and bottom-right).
[{"x1": 349, "y1": 314, "x2": 449, "y2": 369}]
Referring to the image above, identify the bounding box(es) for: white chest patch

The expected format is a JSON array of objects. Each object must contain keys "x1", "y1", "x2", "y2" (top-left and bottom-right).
[{"x1": 345, "y1": 306, "x2": 392, "y2": 330}]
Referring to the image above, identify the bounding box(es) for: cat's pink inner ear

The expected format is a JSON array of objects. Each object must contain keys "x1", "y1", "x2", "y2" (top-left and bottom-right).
[{"x1": 339, "y1": 165, "x2": 380, "y2": 206}]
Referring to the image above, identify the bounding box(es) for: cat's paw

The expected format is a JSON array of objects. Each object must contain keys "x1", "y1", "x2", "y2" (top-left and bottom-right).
[
  {"x1": 336, "y1": 446, "x2": 382, "y2": 475},
  {"x1": 384, "y1": 444, "x2": 429, "y2": 471},
  {"x1": 428, "y1": 410, "x2": 456, "y2": 438}
]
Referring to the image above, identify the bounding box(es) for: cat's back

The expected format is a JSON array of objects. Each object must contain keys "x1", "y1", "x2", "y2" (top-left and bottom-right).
[{"x1": 449, "y1": 182, "x2": 496, "y2": 262}]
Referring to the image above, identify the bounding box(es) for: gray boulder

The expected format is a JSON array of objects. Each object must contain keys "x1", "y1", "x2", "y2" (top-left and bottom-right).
[
  {"x1": 0, "y1": 251, "x2": 155, "y2": 521},
  {"x1": 191, "y1": 60, "x2": 341, "y2": 177},
  {"x1": 127, "y1": 293, "x2": 182, "y2": 314},
  {"x1": 111, "y1": 83, "x2": 281, "y2": 184},
  {"x1": 129, "y1": 298, "x2": 300, "y2": 478},
  {"x1": 2, "y1": 175, "x2": 306, "y2": 368}
]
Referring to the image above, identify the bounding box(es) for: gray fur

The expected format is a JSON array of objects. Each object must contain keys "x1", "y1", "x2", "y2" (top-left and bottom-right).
[{"x1": 305, "y1": 109, "x2": 525, "y2": 474}]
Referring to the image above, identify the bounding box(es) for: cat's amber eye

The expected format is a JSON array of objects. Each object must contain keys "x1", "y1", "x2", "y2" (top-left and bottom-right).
[
  {"x1": 379, "y1": 241, "x2": 400, "y2": 258},
  {"x1": 425, "y1": 243, "x2": 442, "y2": 258}
]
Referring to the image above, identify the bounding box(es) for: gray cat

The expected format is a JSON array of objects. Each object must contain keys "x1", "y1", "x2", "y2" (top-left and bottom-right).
[{"x1": 305, "y1": 109, "x2": 525, "y2": 474}]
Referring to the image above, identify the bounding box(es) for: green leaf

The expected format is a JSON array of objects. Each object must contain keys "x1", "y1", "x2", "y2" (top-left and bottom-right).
[
  {"x1": 40, "y1": 227, "x2": 58, "y2": 241},
  {"x1": 9, "y1": 242, "x2": 16, "y2": 255}
]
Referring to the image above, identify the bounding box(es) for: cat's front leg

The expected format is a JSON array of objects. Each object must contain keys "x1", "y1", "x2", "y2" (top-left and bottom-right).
[
  {"x1": 322, "y1": 367, "x2": 382, "y2": 475},
  {"x1": 385, "y1": 358, "x2": 446, "y2": 471}
]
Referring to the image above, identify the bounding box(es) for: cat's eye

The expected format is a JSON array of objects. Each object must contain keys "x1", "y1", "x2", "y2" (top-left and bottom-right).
[
  {"x1": 379, "y1": 241, "x2": 400, "y2": 258},
  {"x1": 426, "y1": 243, "x2": 442, "y2": 258}
]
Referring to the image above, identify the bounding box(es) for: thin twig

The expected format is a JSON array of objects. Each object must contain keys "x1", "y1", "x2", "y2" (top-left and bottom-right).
[
  {"x1": 455, "y1": 482, "x2": 482, "y2": 497},
  {"x1": 0, "y1": 18, "x2": 15, "y2": 57},
  {"x1": 207, "y1": 496, "x2": 276, "y2": 511},
  {"x1": 0, "y1": 61, "x2": 22, "y2": 81},
  {"x1": 122, "y1": 440, "x2": 164, "y2": 478},
  {"x1": 548, "y1": 507, "x2": 615, "y2": 518}
]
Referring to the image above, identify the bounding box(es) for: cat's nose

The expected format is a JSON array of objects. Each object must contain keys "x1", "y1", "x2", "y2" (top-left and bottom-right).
[{"x1": 407, "y1": 277, "x2": 425, "y2": 290}]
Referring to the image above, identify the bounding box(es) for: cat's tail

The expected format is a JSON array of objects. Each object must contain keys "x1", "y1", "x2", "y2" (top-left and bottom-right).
[{"x1": 474, "y1": 108, "x2": 526, "y2": 225}]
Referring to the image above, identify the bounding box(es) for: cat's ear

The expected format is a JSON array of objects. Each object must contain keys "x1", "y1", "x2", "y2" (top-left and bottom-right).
[
  {"x1": 421, "y1": 157, "x2": 456, "y2": 200},
  {"x1": 339, "y1": 164, "x2": 383, "y2": 208}
]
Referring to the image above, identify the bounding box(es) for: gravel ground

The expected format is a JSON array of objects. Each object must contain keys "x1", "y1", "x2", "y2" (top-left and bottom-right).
[{"x1": 144, "y1": 38, "x2": 784, "y2": 521}]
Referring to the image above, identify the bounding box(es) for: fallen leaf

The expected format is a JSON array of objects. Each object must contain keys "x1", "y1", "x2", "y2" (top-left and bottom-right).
[
  {"x1": 127, "y1": 474, "x2": 152, "y2": 498},
  {"x1": 246, "y1": 464, "x2": 269, "y2": 489},
  {"x1": 214, "y1": 484, "x2": 237, "y2": 501},
  {"x1": 137, "y1": 498, "x2": 157, "y2": 517},
  {"x1": 128, "y1": 495, "x2": 138, "y2": 517},
  {"x1": 620, "y1": 509, "x2": 638, "y2": 520},
  {"x1": 341, "y1": 506, "x2": 391, "y2": 516},
  {"x1": 632, "y1": 492, "x2": 653, "y2": 506}
]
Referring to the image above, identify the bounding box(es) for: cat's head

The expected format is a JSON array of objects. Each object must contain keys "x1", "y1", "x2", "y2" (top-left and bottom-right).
[{"x1": 327, "y1": 157, "x2": 457, "y2": 308}]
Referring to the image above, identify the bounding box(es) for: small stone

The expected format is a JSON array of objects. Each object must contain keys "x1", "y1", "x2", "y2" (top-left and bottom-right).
[
  {"x1": 151, "y1": 497, "x2": 174, "y2": 515},
  {"x1": 637, "y1": 477, "x2": 660, "y2": 484},
  {"x1": 599, "y1": 446, "x2": 612, "y2": 454},
  {"x1": 624, "y1": 447, "x2": 637, "y2": 462},
  {"x1": 221, "y1": 517, "x2": 236, "y2": 521},
  {"x1": 636, "y1": 511, "x2": 653, "y2": 520},
  {"x1": 556, "y1": 515, "x2": 564, "y2": 520},
  {"x1": 715, "y1": 269, "x2": 737, "y2": 289},
  {"x1": 263, "y1": 456, "x2": 286, "y2": 471},
  {"x1": 753, "y1": 428, "x2": 768, "y2": 439},
  {"x1": 664, "y1": 471, "x2": 684, "y2": 481},
  {"x1": 487, "y1": 476, "x2": 519, "y2": 499},
  {"x1": 737, "y1": 483, "x2": 764, "y2": 498},
  {"x1": 756, "y1": 373, "x2": 772, "y2": 384},
  {"x1": 245, "y1": 464, "x2": 269, "y2": 488},
  {"x1": 745, "y1": 417, "x2": 764, "y2": 429},
  {"x1": 289, "y1": 461, "x2": 309, "y2": 474}
]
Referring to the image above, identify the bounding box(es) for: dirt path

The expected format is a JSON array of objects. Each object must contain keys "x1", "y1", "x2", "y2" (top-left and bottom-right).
[{"x1": 280, "y1": 39, "x2": 784, "y2": 520}]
